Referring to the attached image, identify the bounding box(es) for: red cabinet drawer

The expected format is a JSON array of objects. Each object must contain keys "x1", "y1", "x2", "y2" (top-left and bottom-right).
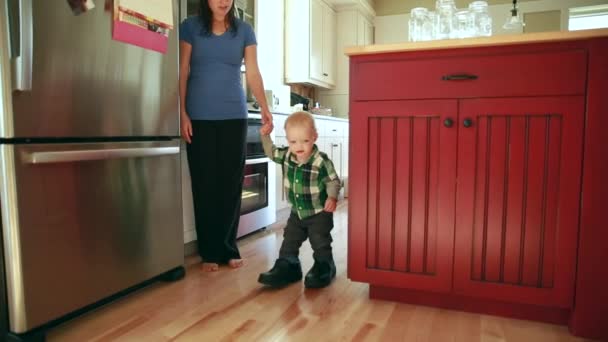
[{"x1": 352, "y1": 50, "x2": 587, "y2": 100}]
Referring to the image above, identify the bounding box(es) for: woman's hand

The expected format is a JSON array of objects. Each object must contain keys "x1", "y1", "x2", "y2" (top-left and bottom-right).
[
  {"x1": 261, "y1": 109, "x2": 273, "y2": 130},
  {"x1": 181, "y1": 113, "x2": 192, "y2": 144},
  {"x1": 324, "y1": 197, "x2": 337, "y2": 212}
]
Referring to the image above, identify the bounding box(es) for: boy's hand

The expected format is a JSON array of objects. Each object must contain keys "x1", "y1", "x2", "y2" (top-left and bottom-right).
[
  {"x1": 259, "y1": 122, "x2": 273, "y2": 135},
  {"x1": 324, "y1": 197, "x2": 337, "y2": 212}
]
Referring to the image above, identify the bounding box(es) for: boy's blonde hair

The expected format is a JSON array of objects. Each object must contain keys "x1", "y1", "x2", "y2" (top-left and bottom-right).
[{"x1": 285, "y1": 111, "x2": 317, "y2": 135}]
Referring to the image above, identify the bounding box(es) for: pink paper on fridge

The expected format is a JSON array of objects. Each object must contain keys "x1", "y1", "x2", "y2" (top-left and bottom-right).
[
  {"x1": 112, "y1": 20, "x2": 168, "y2": 54},
  {"x1": 111, "y1": 2, "x2": 169, "y2": 54}
]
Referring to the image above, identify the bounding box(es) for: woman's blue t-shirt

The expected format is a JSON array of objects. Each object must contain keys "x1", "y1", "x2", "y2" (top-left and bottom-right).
[{"x1": 179, "y1": 16, "x2": 256, "y2": 120}]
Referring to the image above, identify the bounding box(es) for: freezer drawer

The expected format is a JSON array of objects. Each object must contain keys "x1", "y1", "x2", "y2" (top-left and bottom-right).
[{"x1": 0, "y1": 140, "x2": 183, "y2": 333}]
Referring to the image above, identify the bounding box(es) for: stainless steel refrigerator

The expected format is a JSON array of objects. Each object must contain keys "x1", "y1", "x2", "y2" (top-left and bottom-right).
[{"x1": 0, "y1": 1, "x2": 184, "y2": 339}]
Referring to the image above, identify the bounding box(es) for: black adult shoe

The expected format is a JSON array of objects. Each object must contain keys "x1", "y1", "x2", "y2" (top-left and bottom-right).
[
  {"x1": 258, "y1": 258, "x2": 303, "y2": 287},
  {"x1": 304, "y1": 259, "x2": 336, "y2": 288}
]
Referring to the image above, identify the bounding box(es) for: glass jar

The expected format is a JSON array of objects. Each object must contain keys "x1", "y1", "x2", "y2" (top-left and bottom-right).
[
  {"x1": 468, "y1": 0, "x2": 492, "y2": 37},
  {"x1": 455, "y1": 10, "x2": 475, "y2": 39},
  {"x1": 408, "y1": 7, "x2": 429, "y2": 42},
  {"x1": 425, "y1": 11, "x2": 437, "y2": 41},
  {"x1": 435, "y1": 0, "x2": 456, "y2": 39}
]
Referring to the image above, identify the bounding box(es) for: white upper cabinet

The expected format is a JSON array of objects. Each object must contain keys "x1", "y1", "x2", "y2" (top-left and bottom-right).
[
  {"x1": 321, "y1": 1, "x2": 336, "y2": 85},
  {"x1": 285, "y1": 0, "x2": 337, "y2": 89},
  {"x1": 357, "y1": 13, "x2": 374, "y2": 46}
]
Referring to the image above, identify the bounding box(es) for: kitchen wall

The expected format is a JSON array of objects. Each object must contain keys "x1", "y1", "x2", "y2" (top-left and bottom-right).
[
  {"x1": 375, "y1": 0, "x2": 608, "y2": 44},
  {"x1": 374, "y1": 0, "x2": 535, "y2": 16},
  {"x1": 524, "y1": 10, "x2": 561, "y2": 33},
  {"x1": 255, "y1": 0, "x2": 292, "y2": 113}
]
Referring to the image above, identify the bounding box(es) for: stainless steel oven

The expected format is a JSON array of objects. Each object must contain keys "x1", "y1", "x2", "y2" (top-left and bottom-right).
[{"x1": 237, "y1": 114, "x2": 276, "y2": 238}]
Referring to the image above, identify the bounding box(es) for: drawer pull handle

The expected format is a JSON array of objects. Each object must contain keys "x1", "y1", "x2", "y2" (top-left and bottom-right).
[{"x1": 441, "y1": 74, "x2": 478, "y2": 81}]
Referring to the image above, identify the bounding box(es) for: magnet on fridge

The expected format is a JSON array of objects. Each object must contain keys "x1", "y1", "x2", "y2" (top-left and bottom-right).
[{"x1": 66, "y1": 0, "x2": 96, "y2": 15}]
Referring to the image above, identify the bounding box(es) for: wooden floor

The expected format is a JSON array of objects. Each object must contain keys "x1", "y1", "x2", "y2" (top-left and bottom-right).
[{"x1": 47, "y1": 201, "x2": 595, "y2": 342}]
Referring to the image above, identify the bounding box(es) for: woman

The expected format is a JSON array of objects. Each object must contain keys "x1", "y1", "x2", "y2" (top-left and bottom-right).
[{"x1": 179, "y1": 0, "x2": 273, "y2": 272}]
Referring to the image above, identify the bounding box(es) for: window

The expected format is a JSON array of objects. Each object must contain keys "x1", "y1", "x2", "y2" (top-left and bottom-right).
[{"x1": 569, "y1": 5, "x2": 608, "y2": 31}]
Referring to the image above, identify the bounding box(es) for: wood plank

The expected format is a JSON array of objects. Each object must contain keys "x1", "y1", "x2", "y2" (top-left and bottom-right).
[
  {"x1": 366, "y1": 118, "x2": 380, "y2": 269},
  {"x1": 425, "y1": 117, "x2": 440, "y2": 275},
  {"x1": 485, "y1": 116, "x2": 508, "y2": 283},
  {"x1": 472, "y1": 116, "x2": 489, "y2": 281},
  {"x1": 503, "y1": 117, "x2": 526, "y2": 285},
  {"x1": 521, "y1": 116, "x2": 547, "y2": 287},
  {"x1": 541, "y1": 116, "x2": 562, "y2": 288},
  {"x1": 393, "y1": 118, "x2": 412, "y2": 273},
  {"x1": 409, "y1": 118, "x2": 430, "y2": 273},
  {"x1": 377, "y1": 118, "x2": 396, "y2": 270}
]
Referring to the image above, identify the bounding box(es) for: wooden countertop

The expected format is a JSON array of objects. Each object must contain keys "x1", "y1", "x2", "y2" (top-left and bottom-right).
[
  {"x1": 272, "y1": 111, "x2": 349, "y2": 122},
  {"x1": 345, "y1": 28, "x2": 608, "y2": 56}
]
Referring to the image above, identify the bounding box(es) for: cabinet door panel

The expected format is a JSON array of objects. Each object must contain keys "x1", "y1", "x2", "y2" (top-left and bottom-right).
[
  {"x1": 349, "y1": 100, "x2": 457, "y2": 292},
  {"x1": 310, "y1": 0, "x2": 324, "y2": 82},
  {"x1": 454, "y1": 97, "x2": 584, "y2": 308},
  {"x1": 322, "y1": 4, "x2": 336, "y2": 84}
]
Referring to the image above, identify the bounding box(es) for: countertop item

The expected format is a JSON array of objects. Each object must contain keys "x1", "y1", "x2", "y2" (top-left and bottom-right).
[{"x1": 345, "y1": 28, "x2": 608, "y2": 55}]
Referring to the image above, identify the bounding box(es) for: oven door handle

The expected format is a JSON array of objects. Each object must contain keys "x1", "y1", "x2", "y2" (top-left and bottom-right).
[{"x1": 245, "y1": 157, "x2": 270, "y2": 165}]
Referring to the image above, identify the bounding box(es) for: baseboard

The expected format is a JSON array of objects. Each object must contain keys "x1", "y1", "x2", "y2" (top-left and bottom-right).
[{"x1": 370, "y1": 285, "x2": 571, "y2": 326}]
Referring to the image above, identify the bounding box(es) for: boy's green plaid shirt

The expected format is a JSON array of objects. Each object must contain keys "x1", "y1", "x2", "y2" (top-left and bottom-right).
[{"x1": 261, "y1": 135, "x2": 341, "y2": 219}]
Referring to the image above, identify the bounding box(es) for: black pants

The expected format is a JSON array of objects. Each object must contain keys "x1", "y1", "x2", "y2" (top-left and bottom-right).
[
  {"x1": 279, "y1": 211, "x2": 334, "y2": 261},
  {"x1": 186, "y1": 119, "x2": 247, "y2": 263}
]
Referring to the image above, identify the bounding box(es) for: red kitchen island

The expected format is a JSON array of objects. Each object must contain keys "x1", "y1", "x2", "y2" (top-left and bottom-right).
[{"x1": 346, "y1": 29, "x2": 608, "y2": 340}]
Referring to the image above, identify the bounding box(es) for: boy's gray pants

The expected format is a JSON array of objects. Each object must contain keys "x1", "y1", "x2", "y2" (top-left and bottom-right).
[{"x1": 279, "y1": 210, "x2": 334, "y2": 262}]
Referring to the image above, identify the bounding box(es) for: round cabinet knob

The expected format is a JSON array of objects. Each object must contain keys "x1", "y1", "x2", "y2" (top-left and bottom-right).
[
  {"x1": 443, "y1": 118, "x2": 454, "y2": 128},
  {"x1": 463, "y1": 118, "x2": 473, "y2": 128}
]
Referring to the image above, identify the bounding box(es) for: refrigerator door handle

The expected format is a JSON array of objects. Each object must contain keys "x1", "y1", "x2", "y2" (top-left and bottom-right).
[
  {"x1": 9, "y1": 0, "x2": 33, "y2": 91},
  {"x1": 23, "y1": 146, "x2": 180, "y2": 164}
]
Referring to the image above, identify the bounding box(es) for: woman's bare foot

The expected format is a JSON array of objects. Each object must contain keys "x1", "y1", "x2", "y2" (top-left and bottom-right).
[
  {"x1": 201, "y1": 262, "x2": 219, "y2": 272},
  {"x1": 228, "y1": 259, "x2": 245, "y2": 268}
]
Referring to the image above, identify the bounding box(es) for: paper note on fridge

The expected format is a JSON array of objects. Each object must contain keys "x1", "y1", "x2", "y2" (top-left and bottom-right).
[
  {"x1": 112, "y1": 8, "x2": 169, "y2": 53},
  {"x1": 117, "y1": 0, "x2": 173, "y2": 28}
]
